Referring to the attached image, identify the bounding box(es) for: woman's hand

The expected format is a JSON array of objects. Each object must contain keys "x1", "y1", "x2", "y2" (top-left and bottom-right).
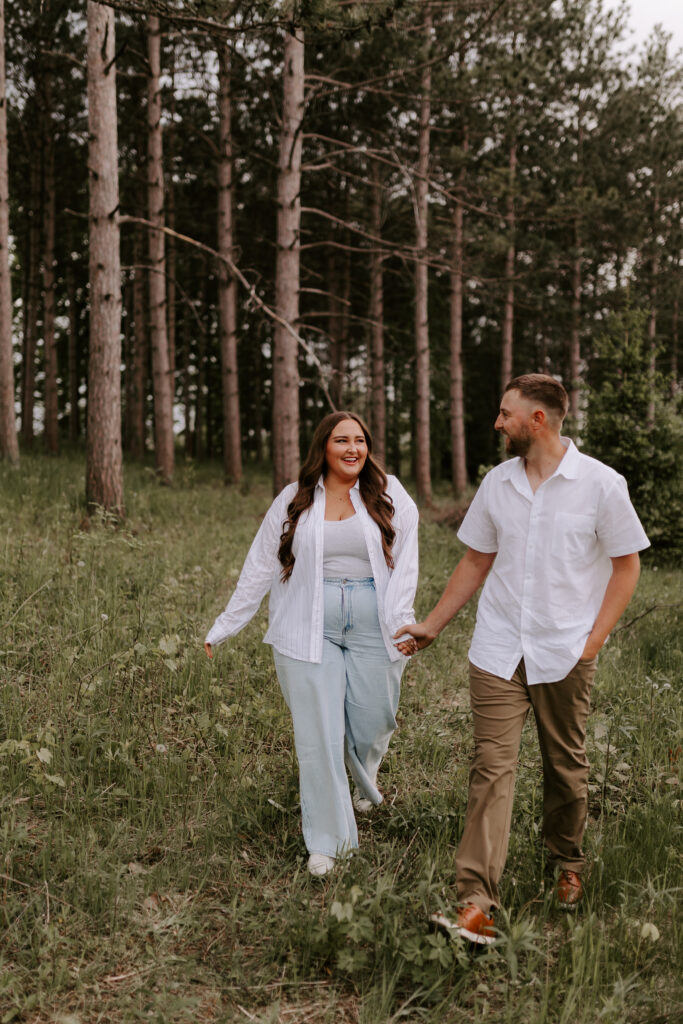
[
  {"x1": 204, "y1": 642, "x2": 213, "y2": 659},
  {"x1": 393, "y1": 622, "x2": 435, "y2": 656}
]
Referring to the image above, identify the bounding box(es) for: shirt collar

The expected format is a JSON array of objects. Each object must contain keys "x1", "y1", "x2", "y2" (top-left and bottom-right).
[
  {"x1": 316, "y1": 475, "x2": 360, "y2": 491},
  {"x1": 553, "y1": 437, "x2": 581, "y2": 479},
  {"x1": 499, "y1": 436, "x2": 580, "y2": 492}
]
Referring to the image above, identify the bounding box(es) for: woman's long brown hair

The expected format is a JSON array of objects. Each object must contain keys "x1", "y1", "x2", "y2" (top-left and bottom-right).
[{"x1": 278, "y1": 411, "x2": 395, "y2": 582}]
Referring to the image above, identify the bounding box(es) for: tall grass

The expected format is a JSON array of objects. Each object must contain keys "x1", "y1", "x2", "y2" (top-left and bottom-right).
[{"x1": 0, "y1": 454, "x2": 680, "y2": 1023}]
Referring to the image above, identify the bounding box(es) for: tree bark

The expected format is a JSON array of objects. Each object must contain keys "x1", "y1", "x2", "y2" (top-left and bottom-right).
[
  {"x1": 147, "y1": 14, "x2": 174, "y2": 482},
  {"x1": 43, "y1": 81, "x2": 58, "y2": 454},
  {"x1": 66, "y1": 258, "x2": 80, "y2": 443},
  {"x1": 272, "y1": 27, "x2": 304, "y2": 494},
  {"x1": 569, "y1": 118, "x2": 584, "y2": 423},
  {"x1": 128, "y1": 214, "x2": 147, "y2": 458},
  {"x1": 671, "y1": 287, "x2": 679, "y2": 396},
  {"x1": 217, "y1": 42, "x2": 242, "y2": 483},
  {"x1": 500, "y1": 141, "x2": 516, "y2": 394},
  {"x1": 647, "y1": 183, "x2": 659, "y2": 425},
  {"x1": 195, "y1": 290, "x2": 206, "y2": 461},
  {"x1": 21, "y1": 159, "x2": 41, "y2": 448},
  {"x1": 0, "y1": 0, "x2": 19, "y2": 464},
  {"x1": 85, "y1": 0, "x2": 123, "y2": 513},
  {"x1": 450, "y1": 129, "x2": 467, "y2": 496},
  {"x1": 368, "y1": 162, "x2": 385, "y2": 465},
  {"x1": 166, "y1": 41, "x2": 176, "y2": 388},
  {"x1": 569, "y1": 222, "x2": 582, "y2": 422},
  {"x1": 414, "y1": 9, "x2": 432, "y2": 506}
]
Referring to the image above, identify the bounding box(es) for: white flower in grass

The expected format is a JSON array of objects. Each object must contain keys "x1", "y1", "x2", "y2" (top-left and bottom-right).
[
  {"x1": 155, "y1": 743, "x2": 167, "y2": 754},
  {"x1": 640, "y1": 922, "x2": 660, "y2": 942},
  {"x1": 101, "y1": 613, "x2": 108, "y2": 621}
]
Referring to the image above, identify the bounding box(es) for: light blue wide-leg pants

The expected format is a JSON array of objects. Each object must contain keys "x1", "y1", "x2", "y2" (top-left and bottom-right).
[{"x1": 273, "y1": 577, "x2": 404, "y2": 858}]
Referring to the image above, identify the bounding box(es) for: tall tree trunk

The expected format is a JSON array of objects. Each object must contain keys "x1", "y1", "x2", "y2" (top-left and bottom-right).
[
  {"x1": 21, "y1": 159, "x2": 41, "y2": 448},
  {"x1": 500, "y1": 141, "x2": 516, "y2": 394},
  {"x1": 272, "y1": 27, "x2": 304, "y2": 495},
  {"x1": 66, "y1": 258, "x2": 79, "y2": 443},
  {"x1": 252, "y1": 323, "x2": 264, "y2": 463},
  {"x1": 671, "y1": 286, "x2": 679, "y2": 396},
  {"x1": 122, "y1": 276, "x2": 133, "y2": 450},
  {"x1": 217, "y1": 42, "x2": 242, "y2": 483},
  {"x1": 85, "y1": 0, "x2": 123, "y2": 512},
  {"x1": 450, "y1": 129, "x2": 468, "y2": 496},
  {"x1": 147, "y1": 15, "x2": 174, "y2": 482},
  {"x1": 128, "y1": 214, "x2": 147, "y2": 458},
  {"x1": 328, "y1": 243, "x2": 350, "y2": 410},
  {"x1": 195, "y1": 269, "x2": 208, "y2": 460},
  {"x1": 166, "y1": 41, "x2": 176, "y2": 387},
  {"x1": 569, "y1": 118, "x2": 584, "y2": 424},
  {"x1": 569, "y1": 222, "x2": 582, "y2": 423},
  {"x1": 0, "y1": 0, "x2": 18, "y2": 464},
  {"x1": 368, "y1": 162, "x2": 385, "y2": 465},
  {"x1": 414, "y1": 9, "x2": 432, "y2": 505},
  {"x1": 43, "y1": 86, "x2": 58, "y2": 454},
  {"x1": 647, "y1": 184, "x2": 659, "y2": 425},
  {"x1": 181, "y1": 307, "x2": 193, "y2": 456}
]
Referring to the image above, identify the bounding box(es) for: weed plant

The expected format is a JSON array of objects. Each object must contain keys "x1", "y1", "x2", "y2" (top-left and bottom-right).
[{"x1": 0, "y1": 454, "x2": 680, "y2": 1022}]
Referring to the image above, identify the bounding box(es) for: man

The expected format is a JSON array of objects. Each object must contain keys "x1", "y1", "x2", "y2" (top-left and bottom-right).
[{"x1": 395, "y1": 374, "x2": 649, "y2": 945}]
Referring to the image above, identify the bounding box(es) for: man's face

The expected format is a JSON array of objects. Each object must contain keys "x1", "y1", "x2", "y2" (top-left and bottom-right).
[{"x1": 494, "y1": 389, "x2": 535, "y2": 457}]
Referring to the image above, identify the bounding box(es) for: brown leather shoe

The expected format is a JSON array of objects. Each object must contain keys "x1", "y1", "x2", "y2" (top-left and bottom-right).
[
  {"x1": 556, "y1": 869, "x2": 583, "y2": 910},
  {"x1": 429, "y1": 902, "x2": 496, "y2": 945}
]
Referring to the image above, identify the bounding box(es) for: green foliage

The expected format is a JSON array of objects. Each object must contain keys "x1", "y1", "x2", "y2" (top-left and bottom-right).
[
  {"x1": 584, "y1": 308, "x2": 683, "y2": 553},
  {"x1": 0, "y1": 455, "x2": 680, "y2": 1021}
]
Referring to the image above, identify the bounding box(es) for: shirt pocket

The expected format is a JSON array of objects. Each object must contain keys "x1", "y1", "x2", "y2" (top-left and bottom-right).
[{"x1": 555, "y1": 512, "x2": 597, "y2": 563}]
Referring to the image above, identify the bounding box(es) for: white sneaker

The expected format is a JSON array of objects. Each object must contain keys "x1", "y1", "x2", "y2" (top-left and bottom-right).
[
  {"x1": 307, "y1": 853, "x2": 335, "y2": 876},
  {"x1": 352, "y1": 788, "x2": 374, "y2": 813}
]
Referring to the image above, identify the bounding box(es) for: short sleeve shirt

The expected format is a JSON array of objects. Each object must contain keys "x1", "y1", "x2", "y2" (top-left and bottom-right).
[{"x1": 457, "y1": 439, "x2": 650, "y2": 684}]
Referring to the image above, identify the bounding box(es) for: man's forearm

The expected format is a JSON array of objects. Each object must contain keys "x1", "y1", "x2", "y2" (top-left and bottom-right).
[
  {"x1": 582, "y1": 553, "x2": 641, "y2": 659},
  {"x1": 423, "y1": 549, "x2": 496, "y2": 639}
]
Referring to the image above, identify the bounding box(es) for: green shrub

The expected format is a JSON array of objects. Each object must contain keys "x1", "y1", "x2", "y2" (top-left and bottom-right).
[{"x1": 583, "y1": 308, "x2": 683, "y2": 553}]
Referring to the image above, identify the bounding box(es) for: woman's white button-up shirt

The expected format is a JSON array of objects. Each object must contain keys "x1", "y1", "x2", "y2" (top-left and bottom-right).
[{"x1": 205, "y1": 475, "x2": 419, "y2": 663}]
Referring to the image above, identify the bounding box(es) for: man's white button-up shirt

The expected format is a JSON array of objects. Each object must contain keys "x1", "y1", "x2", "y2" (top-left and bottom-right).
[
  {"x1": 457, "y1": 439, "x2": 650, "y2": 685},
  {"x1": 205, "y1": 475, "x2": 419, "y2": 663}
]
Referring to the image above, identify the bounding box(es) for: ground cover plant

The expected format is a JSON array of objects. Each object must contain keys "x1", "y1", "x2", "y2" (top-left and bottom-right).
[{"x1": 0, "y1": 454, "x2": 681, "y2": 1023}]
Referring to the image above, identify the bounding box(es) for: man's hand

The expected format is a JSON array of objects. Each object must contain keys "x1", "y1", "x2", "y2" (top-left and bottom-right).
[
  {"x1": 393, "y1": 622, "x2": 437, "y2": 656},
  {"x1": 204, "y1": 642, "x2": 213, "y2": 659}
]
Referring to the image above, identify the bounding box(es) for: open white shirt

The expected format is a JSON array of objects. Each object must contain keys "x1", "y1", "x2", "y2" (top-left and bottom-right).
[
  {"x1": 457, "y1": 439, "x2": 650, "y2": 684},
  {"x1": 205, "y1": 475, "x2": 419, "y2": 663}
]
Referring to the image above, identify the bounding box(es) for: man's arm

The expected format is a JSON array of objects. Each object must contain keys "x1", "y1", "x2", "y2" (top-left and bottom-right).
[
  {"x1": 394, "y1": 547, "x2": 496, "y2": 653},
  {"x1": 580, "y1": 552, "x2": 641, "y2": 660}
]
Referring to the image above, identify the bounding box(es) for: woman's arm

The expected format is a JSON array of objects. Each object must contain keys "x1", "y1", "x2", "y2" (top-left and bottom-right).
[
  {"x1": 204, "y1": 485, "x2": 294, "y2": 651},
  {"x1": 382, "y1": 479, "x2": 420, "y2": 635}
]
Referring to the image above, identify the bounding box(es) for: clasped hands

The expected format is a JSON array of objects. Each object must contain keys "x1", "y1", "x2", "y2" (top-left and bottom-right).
[{"x1": 393, "y1": 623, "x2": 435, "y2": 657}]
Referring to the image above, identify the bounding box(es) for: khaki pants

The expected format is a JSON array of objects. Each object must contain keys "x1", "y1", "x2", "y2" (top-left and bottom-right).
[{"x1": 456, "y1": 657, "x2": 597, "y2": 913}]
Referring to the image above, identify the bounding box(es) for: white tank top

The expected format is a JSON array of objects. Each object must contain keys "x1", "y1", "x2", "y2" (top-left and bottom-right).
[{"x1": 323, "y1": 513, "x2": 373, "y2": 577}]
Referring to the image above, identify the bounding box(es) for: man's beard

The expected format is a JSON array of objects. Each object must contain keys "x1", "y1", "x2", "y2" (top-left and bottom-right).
[{"x1": 505, "y1": 431, "x2": 532, "y2": 457}]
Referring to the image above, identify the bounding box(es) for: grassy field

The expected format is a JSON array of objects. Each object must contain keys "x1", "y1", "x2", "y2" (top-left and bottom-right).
[{"x1": 0, "y1": 453, "x2": 681, "y2": 1024}]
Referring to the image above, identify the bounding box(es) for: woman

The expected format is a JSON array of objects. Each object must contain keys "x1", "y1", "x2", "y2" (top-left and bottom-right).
[{"x1": 205, "y1": 412, "x2": 419, "y2": 875}]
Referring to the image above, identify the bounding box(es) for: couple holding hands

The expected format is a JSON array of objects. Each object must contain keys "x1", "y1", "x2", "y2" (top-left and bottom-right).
[{"x1": 204, "y1": 375, "x2": 648, "y2": 945}]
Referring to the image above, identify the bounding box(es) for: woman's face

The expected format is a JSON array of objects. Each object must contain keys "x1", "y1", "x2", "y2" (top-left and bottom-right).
[{"x1": 324, "y1": 418, "x2": 368, "y2": 484}]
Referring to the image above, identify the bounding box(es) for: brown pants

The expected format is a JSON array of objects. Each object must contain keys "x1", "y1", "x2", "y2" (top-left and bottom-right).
[{"x1": 456, "y1": 657, "x2": 597, "y2": 913}]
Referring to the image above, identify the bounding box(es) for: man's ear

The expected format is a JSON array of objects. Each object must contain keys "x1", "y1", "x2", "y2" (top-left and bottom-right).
[{"x1": 531, "y1": 407, "x2": 546, "y2": 428}]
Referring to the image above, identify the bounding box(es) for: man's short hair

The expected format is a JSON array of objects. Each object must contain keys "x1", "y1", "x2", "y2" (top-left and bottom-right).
[{"x1": 504, "y1": 374, "x2": 569, "y2": 421}]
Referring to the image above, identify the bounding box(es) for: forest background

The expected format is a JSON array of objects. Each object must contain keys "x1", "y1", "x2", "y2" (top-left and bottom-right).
[
  {"x1": 0, "y1": 0, "x2": 681, "y2": 537},
  {"x1": 0, "y1": 3, "x2": 682, "y2": 1022}
]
